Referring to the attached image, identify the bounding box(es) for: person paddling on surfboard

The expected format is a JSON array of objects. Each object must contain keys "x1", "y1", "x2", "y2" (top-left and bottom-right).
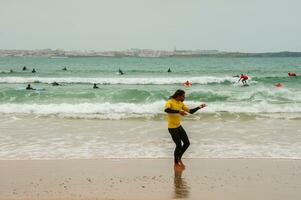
[
  {"x1": 238, "y1": 74, "x2": 248, "y2": 85},
  {"x1": 164, "y1": 90, "x2": 206, "y2": 170},
  {"x1": 51, "y1": 82, "x2": 61, "y2": 86},
  {"x1": 288, "y1": 72, "x2": 297, "y2": 77}
]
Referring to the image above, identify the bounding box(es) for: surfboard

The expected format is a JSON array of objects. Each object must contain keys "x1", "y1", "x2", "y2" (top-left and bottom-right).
[{"x1": 16, "y1": 87, "x2": 45, "y2": 91}]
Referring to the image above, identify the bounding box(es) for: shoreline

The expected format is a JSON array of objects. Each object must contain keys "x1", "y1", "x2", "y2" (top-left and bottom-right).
[
  {"x1": 1, "y1": 158, "x2": 301, "y2": 200},
  {"x1": 1, "y1": 116, "x2": 301, "y2": 160},
  {"x1": 2, "y1": 157, "x2": 301, "y2": 161}
]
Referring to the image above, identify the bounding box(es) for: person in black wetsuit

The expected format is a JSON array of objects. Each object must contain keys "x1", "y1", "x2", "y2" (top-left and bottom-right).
[
  {"x1": 22, "y1": 66, "x2": 27, "y2": 71},
  {"x1": 118, "y1": 68, "x2": 124, "y2": 75},
  {"x1": 164, "y1": 89, "x2": 206, "y2": 170},
  {"x1": 26, "y1": 84, "x2": 34, "y2": 90},
  {"x1": 51, "y1": 82, "x2": 61, "y2": 86},
  {"x1": 32, "y1": 68, "x2": 36, "y2": 73},
  {"x1": 93, "y1": 83, "x2": 99, "y2": 89},
  {"x1": 167, "y1": 68, "x2": 172, "y2": 73}
]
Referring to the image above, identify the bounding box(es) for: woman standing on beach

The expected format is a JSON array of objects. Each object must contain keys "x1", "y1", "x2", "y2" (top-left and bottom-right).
[{"x1": 165, "y1": 89, "x2": 206, "y2": 169}]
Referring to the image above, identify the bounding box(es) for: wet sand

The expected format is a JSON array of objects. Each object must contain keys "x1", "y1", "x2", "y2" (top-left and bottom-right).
[{"x1": 0, "y1": 158, "x2": 301, "y2": 200}]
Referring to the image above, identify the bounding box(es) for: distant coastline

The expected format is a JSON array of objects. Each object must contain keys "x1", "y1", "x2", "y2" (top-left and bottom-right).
[{"x1": 1, "y1": 49, "x2": 301, "y2": 58}]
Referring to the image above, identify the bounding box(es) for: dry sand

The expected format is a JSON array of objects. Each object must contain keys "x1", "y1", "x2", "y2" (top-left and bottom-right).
[{"x1": 0, "y1": 158, "x2": 301, "y2": 200}]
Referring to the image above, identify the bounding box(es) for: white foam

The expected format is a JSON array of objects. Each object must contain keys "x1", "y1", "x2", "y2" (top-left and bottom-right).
[
  {"x1": 204, "y1": 101, "x2": 301, "y2": 113},
  {"x1": 0, "y1": 102, "x2": 164, "y2": 119},
  {"x1": 0, "y1": 76, "x2": 237, "y2": 85},
  {"x1": 0, "y1": 101, "x2": 300, "y2": 119},
  {"x1": 232, "y1": 86, "x2": 301, "y2": 101},
  {"x1": 1, "y1": 119, "x2": 301, "y2": 160}
]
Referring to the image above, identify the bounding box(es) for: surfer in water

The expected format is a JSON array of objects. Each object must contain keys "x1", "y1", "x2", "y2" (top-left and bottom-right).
[
  {"x1": 93, "y1": 83, "x2": 99, "y2": 89},
  {"x1": 26, "y1": 84, "x2": 34, "y2": 90},
  {"x1": 51, "y1": 82, "x2": 61, "y2": 86},
  {"x1": 238, "y1": 74, "x2": 248, "y2": 85},
  {"x1": 288, "y1": 72, "x2": 297, "y2": 77},
  {"x1": 167, "y1": 68, "x2": 172, "y2": 73},
  {"x1": 118, "y1": 68, "x2": 124, "y2": 75},
  {"x1": 165, "y1": 89, "x2": 206, "y2": 170},
  {"x1": 22, "y1": 66, "x2": 27, "y2": 71},
  {"x1": 32, "y1": 68, "x2": 36, "y2": 73},
  {"x1": 183, "y1": 80, "x2": 192, "y2": 87}
]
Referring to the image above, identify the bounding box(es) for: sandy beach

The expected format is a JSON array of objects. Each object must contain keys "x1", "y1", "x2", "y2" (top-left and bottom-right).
[
  {"x1": 0, "y1": 158, "x2": 301, "y2": 200},
  {"x1": 1, "y1": 115, "x2": 301, "y2": 199}
]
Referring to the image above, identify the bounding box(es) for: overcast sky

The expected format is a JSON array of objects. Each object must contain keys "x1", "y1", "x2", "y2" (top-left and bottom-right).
[{"x1": 0, "y1": 0, "x2": 300, "y2": 52}]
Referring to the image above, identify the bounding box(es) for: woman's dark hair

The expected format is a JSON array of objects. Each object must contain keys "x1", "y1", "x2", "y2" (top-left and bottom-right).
[{"x1": 169, "y1": 89, "x2": 185, "y2": 99}]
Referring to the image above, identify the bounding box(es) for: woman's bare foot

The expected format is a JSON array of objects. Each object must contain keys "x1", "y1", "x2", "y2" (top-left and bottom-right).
[
  {"x1": 174, "y1": 163, "x2": 183, "y2": 172},
  {"x1": 179, "y1": 160, "x2": 185, "y2": 169}
]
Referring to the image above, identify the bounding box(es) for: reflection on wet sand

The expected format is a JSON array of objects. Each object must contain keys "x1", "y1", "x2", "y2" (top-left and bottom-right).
[{"x1": 173, "y1": 167, "x2": 190, "y2": 199}]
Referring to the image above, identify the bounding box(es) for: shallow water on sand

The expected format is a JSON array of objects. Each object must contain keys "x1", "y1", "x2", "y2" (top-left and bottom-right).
[{"x1": 1, "y1": 115, "x2": 301, "y2": 160}]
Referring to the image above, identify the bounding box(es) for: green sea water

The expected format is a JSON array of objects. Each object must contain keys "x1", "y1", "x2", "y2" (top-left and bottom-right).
[{"x1": 0, "y1": 56, "x2": 300, "y2": 119}]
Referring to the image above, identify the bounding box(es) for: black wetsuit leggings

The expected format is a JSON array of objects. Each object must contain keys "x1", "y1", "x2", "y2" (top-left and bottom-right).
[{"x1": 168, "y1": 126, "x2": 190, "y2": 164}]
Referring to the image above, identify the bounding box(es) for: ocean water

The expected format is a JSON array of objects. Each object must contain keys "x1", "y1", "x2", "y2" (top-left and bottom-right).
[
  {"x1": 0, "y1": 56, "x2": 301, "y2": 159},
  {"x1": 0, "y1": 56, "x2": 300, "y2": 119}
]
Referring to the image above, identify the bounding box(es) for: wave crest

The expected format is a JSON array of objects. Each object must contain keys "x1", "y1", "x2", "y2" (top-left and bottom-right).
[
  {"x1": 0, "y1": 101, "x2": 300, "y2": 119},
  {"x1": 0, "y1": 76, "x2": 238, "y2": 85}
]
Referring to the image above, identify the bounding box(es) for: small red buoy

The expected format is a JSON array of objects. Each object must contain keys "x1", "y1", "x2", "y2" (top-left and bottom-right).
[
  {"x1": 275, "y1": 83, "x2": 284, "y2": 88},
  {"x1": 288, "y1": 72, "x2": 297, "y2": 77},
  {"x1": 183, "y1": 81, "x2": 192, "y2": 87}
]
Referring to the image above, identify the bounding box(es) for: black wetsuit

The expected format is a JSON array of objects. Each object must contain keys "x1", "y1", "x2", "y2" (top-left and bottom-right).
[
  {"x1": 165, "y1": 107, "x2": 200, "y2": 164},
  {"x1": 119, "y1": 69, "x2": 124, "y2": 75},
  {"x1": 26, "y1": 86, "x2": 34, "y2": 90}
]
